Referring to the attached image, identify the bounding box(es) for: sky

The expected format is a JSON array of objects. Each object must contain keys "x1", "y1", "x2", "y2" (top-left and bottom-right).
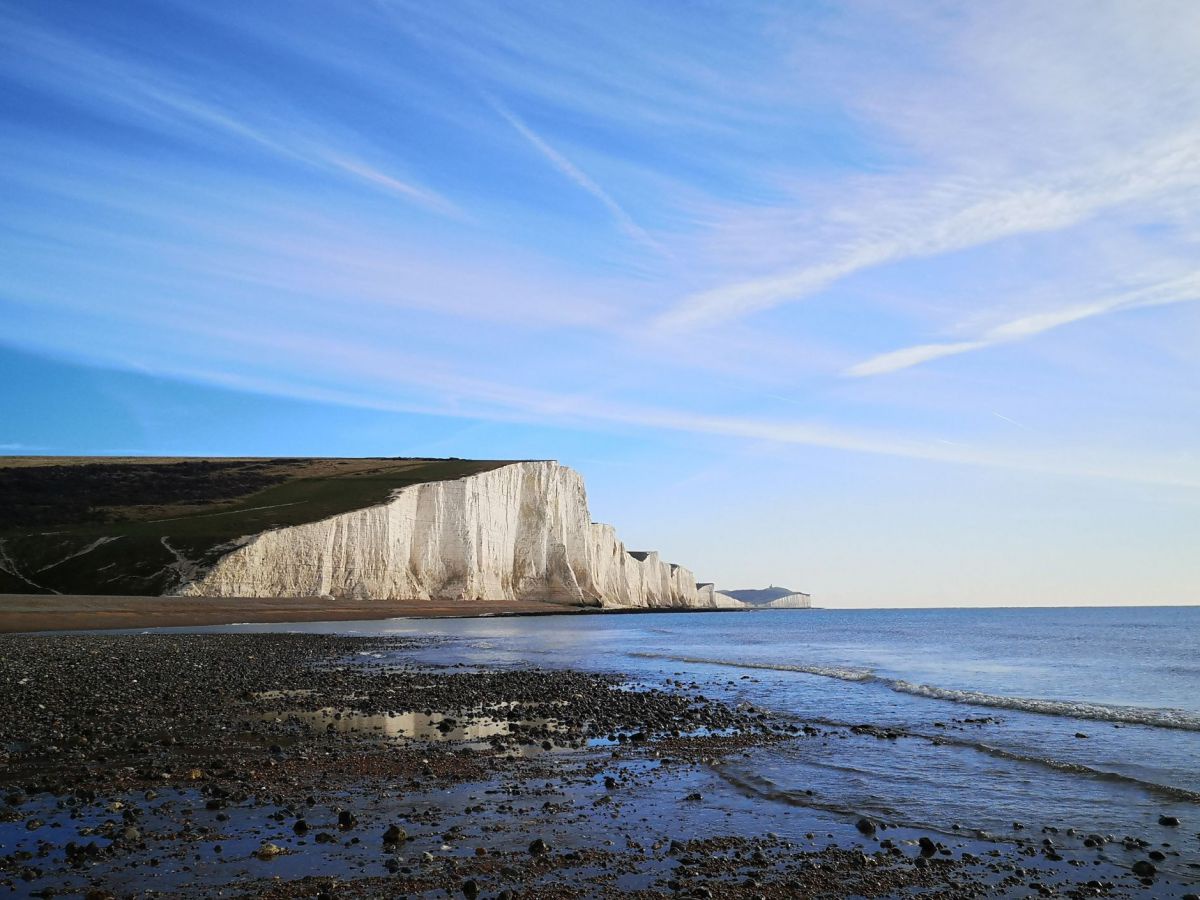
[{"x1": 2, "y1": 0, "x2": 1199, "y2": 607}]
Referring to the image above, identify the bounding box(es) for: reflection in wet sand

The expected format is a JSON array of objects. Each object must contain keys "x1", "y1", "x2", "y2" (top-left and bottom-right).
[{"x1": 263, "y1": 707, "x2": 585, "y2": 756}]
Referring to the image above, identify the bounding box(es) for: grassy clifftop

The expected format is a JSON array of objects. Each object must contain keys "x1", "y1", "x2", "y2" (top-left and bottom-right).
[{"x1": 0, "y1": 457, "x2": 517, "y2": 596}]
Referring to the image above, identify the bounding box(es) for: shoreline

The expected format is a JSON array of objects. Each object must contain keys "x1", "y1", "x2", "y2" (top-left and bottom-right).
[
  {"x1": 1, "y1": 631, "x2": 1185, "y2": 898},
  {"x1": 0, "y1": 593, "x2": 757, "y2": 634}
]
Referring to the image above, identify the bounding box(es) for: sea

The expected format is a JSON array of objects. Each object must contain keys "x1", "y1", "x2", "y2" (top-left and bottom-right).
[{"x1": 201, "y1": 606, "x2": 1200, "y2": 849}]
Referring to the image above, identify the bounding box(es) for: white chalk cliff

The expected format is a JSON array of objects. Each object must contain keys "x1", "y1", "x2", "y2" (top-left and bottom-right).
[
  {"x1": 758, "y1": 592, "x2": 812, "y2": 609},
  {"x1": 176, "y1": 461, "x2": 737, "y2": 609},
  {"x1": 696, "y1": 583, "x2": 748, "y2": 609}
]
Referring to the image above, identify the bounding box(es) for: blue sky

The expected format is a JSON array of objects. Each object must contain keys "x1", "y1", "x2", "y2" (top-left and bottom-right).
[{"x1": 2, "y1": 0, "x2": 1199, "y2": 606}]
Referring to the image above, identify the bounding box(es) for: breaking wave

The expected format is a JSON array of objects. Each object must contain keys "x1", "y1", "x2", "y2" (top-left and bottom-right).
[
  {"x1": 629, "y1": 652, "x2": 874, "y2": 683},
  {"x1": 918, "y1": 736, "x2": 1200, "y2": 802},
  {"x1": 629, "y1": 652, "x2": 1200, "y2": 732},
  {"x1": 887, "y1": 681, "x2": 1200, "y2": 732}
]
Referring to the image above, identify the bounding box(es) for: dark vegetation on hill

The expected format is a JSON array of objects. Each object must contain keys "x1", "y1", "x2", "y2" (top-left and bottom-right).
[
  {"x1": 0, "y1": 456, "x2": 515, "y2": 596},
  {"x1": 0, "y1": 459, "x2": 291, "y2": 529}
]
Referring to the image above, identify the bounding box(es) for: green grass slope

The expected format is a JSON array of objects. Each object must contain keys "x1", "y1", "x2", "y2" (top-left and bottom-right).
[{"x1": 0, "y1": 457, "x2": 518, "y2": 595}]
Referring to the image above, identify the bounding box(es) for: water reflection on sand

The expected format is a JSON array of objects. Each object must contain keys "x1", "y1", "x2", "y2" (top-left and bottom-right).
[{"x1": 259, "y1": 706, "x2": 596, "y2": 757}]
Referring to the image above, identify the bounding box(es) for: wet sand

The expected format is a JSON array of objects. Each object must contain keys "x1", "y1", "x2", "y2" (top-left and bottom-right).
[
  {"x1": 0, "y1": 594, "x2": 600, "y2": 634},
  {"x1": 1, "y1": 632, "x2": 1188, "y2": 898}
]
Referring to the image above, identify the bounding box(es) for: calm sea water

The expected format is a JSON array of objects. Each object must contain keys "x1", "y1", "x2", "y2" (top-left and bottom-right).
[{"x1": 201, "y1": 606, "x2": 1200, "y2": 844}]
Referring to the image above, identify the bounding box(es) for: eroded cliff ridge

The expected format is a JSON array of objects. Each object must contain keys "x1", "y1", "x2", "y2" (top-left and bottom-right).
[{"x1": 176, "y1": 461, "x2": 727, "y2": 608}]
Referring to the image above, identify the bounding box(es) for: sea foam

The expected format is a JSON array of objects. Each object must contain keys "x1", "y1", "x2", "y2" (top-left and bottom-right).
[{"x1": 629, "y1": 652, "x2": 1200, "y2": 732}]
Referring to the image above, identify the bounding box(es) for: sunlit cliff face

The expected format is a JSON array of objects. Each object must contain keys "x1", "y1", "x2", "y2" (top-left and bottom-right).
[{"x1": 178, "y1": 462, "x2": 732, "y2": 609}]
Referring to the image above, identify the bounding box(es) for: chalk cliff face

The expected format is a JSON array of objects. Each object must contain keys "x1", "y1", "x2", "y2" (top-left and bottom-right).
[
  {"x1": 717, "y1": 586, "x2": 812, "y2": 609},
  {"x1": 697, "y1": 584, "x2": 748, "y2": 609},
  {"x1": 716, "y1": 590, "x2": 810, "y2": 609},
  {"x1": 176, "y1": 461, "x2": 725, "y2": 609},
  {"x1": 759, "y1": 592, "x2": 811, "y2": 609}
]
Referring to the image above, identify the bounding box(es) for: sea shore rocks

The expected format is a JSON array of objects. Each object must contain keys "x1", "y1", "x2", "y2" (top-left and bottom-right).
[{"x1": 0, "y1": 632, "x2": 1194, "y2": 897}]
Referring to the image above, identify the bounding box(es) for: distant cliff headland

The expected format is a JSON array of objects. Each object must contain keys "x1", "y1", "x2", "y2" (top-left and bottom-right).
[
  {"x1": 0, "y1": 456, "x2": 755, "y2": 610},
  {"x1": 719, "y1": 585, "x2": 813, "y2": 609}
]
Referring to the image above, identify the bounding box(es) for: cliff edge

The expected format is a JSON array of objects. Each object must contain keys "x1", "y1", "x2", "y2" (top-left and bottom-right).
[{"x1": 175, "y1": 461, "x2": 728, "y2": 609}]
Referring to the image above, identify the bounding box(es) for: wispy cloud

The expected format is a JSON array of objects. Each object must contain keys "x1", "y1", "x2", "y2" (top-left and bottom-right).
[
  {"x1": 27, "y1": 315, "x2": 1200, "y2": 492},
  {"x1": 658, "y1": 132, "x2": 1200, "y2": 330},
  {"x1": 847, "y1": 273, "x2": 1200, "y2": 376},
  {"x1": 846, "y1": 341, "x2": 986, "y2": 377},
  {"x1": 488, "y1": 97, "x2": 669, "y2": 258},
  {"x1": 200, "y1": 360, "x2": 1200, "y2": 490},
  {"x1": 992, "y1": 412, "x2": 1031, "y2": 431},
  {"x1": 0, "y1": 9, "x2": 462, "y2": 219}
]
